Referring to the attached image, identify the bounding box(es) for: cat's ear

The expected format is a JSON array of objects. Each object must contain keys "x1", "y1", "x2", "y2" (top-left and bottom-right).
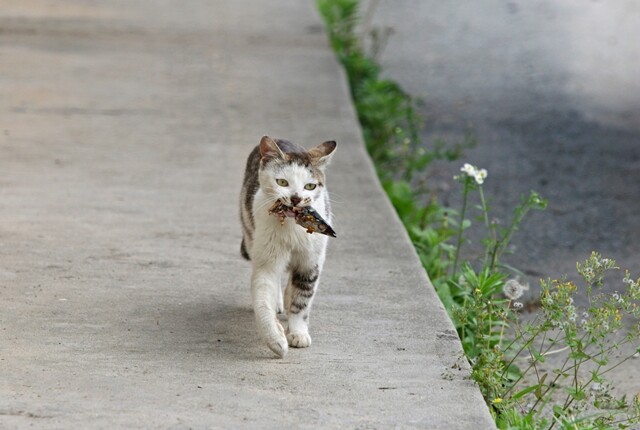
[
  {"x1": 309, "y1": 140, "x2": 337, "y2": 169},
  {"x1": 259, "y1": 136, "x2": 285, "y2": 161}
]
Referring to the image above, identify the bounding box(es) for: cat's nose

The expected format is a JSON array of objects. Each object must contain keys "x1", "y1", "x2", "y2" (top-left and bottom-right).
[{"x1": 290, "y1": 195, "x2": 302, "y2": 206}]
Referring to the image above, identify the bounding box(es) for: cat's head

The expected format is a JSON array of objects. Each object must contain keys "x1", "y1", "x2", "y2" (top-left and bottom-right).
[{"x1": 258, "y1": 136, "x2": 336, "y2": 208}]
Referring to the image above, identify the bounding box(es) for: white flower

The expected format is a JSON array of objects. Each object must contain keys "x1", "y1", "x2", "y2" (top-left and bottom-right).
[
  {"x1": 513, "y1": 302, "x2": 524, "y2": 310},
  {"x1": 503, "y1": 278, "x2": 528, "y2": 300},
  {"x1": 461, "y1": 163, "x2": 475, "y2": 176},
  {"x1": 474, "y1": 169, "x2": 488, "y2": 185},
  {"x1": 609, "y1": 291, "x2": 625, "y2": 305},
  {"x1": 583, "y1": 267, "x2": 595, "y2": 280},
  {"x1": 459, "y1": 163, "x2": 488, "y2": 185}
]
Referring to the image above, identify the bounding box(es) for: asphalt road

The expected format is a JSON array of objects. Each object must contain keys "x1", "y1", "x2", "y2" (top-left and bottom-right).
[
  {"x1": 368, "y1": 0, "x2": 640, "y2": 398},
  {"x1": 368, "y1": 0, "x2": 640, "y2": 303}
]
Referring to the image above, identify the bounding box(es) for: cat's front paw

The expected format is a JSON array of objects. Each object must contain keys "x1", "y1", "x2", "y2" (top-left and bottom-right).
[
  {"x1": 267, "y1": 337, "x2": 288, "y2": 358},
  {"x1": 287, "y1": 331, "x2": 312, "y2": 348},
  {"x1": 266, "y1": 318, "x2": 288, "y2": 358}
]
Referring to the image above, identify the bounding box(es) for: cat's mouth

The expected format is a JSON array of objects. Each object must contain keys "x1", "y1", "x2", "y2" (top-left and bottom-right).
[
  {"x1": 282, "y1": 206, "x2": 298, "y2": 217},
  {"x1": 269, "y1": 200, "x2": 303, "y2": 218}
]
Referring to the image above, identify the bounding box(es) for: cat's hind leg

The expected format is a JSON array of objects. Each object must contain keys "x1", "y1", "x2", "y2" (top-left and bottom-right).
[{"x1": 285, "y1": 263, "x2": 321, "y2": 348}]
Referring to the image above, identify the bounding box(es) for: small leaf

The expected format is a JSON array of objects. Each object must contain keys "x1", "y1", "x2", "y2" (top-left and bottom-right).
[
  {"x1": 552, "y1": 368, "x2": 569, "y2": 377},
  {"x1": 530, "y1": 348, "x2": 546, "y2": 364},
  {"x1": 552, "y1": 405, "x2": 565, "y2": 418},
  {"x1": 511, "y1": 384, "x2": 539, "y2": 401},
  {"x1": 534, "y1": 384, "x2": 543, "y2": 401},
  {"x1": 566, "y1": 387, "x2": 586, "y2": 401},
  {"x1": 505, "y1": 367, "x2": 521, "y2": 382}
]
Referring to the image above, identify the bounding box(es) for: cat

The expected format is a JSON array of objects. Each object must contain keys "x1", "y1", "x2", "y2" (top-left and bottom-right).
[{"x1": 240, "y1": 136, "x2": 336, "y2": 358}]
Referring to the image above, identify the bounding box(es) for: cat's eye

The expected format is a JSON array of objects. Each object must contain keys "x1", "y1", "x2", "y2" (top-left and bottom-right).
[
  {"x1": 304, "y1": 183, "x2": 317, "y2": 190},
  {"x1": 276, "y1": 179, "x2": 289, "y2": 187}
]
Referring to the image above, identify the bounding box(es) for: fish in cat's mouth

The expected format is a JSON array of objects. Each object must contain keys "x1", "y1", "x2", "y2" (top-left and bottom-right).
[
  {"x1": 268, "y1": 200, "x2": 307, "y2": 219},
  {"x1": 274, "y1": 201, "x2": 302, "y2": 217},
  {"x1": 268, "y1": 200, "x2": 336, "y2": 237}
]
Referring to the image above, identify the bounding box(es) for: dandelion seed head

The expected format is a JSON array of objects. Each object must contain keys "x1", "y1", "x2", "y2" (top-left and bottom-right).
[{"x1": 503, "y1": 279, "x2": 527, "y2": 300}]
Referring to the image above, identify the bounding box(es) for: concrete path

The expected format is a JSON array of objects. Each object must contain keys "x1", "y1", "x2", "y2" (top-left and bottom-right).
[{"x1": 0, "y1": 1, "x2": 494, "y2": 428}]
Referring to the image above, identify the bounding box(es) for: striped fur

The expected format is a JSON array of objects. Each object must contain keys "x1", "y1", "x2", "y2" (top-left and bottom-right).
[{"x1": 239, "y1": 136, "x2": 336, "y2": 358}]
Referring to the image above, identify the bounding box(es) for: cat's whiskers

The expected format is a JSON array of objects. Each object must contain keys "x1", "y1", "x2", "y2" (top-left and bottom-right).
[
  {"x1": 253, "y1": 198, "x2": 277, "y2": 212},
  {"x1": 326, "y1": 193, "x2": 345, "y2": 205}
]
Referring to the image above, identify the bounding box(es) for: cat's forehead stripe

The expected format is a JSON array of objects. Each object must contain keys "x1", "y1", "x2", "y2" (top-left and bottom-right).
[
  {"x1": 275, "y1": 139, "x2": 312, "y2": 166},
  {"x1": 286, "y1": 153, "x2": 312, "y2": 166},
  {"x1": 265, "y1": 158, "x2": 326, "y2": 185}
]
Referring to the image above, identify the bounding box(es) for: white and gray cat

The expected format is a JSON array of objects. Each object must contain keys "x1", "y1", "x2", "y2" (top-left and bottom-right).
[{"x1": 240, "y1": 136, "x2": 336, "y2": 358}]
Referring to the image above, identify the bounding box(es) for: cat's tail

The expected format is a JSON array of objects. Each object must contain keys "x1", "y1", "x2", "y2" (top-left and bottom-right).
[{"x1": 240, "y1": 238, "x2": 250, "y2": 260}]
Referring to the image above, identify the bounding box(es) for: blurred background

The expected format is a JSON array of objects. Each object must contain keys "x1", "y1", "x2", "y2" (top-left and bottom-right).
[{"x1": 364, "y1": 0, "x2": 640, "y2": 304}]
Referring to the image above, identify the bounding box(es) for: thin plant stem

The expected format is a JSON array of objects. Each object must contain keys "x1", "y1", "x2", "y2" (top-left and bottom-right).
[
  {"x1": 478, "y1": 185, "x2": 494, "y2": 268},
  {"x1": 501, "y1": 321, "x2": 547, "y2": 382},
  {"x1": 451, "y1": 180, "x2": 470, "y2": 276},
  {"x1": 489, "y1": 199, "x2": 535, "y2": 271},
  {"x1": 529, "y1": 353, "x2": 572, "y2": 418},
  {"x1": 498, "y1": 300, "x2": 511, "y2": 346}
]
